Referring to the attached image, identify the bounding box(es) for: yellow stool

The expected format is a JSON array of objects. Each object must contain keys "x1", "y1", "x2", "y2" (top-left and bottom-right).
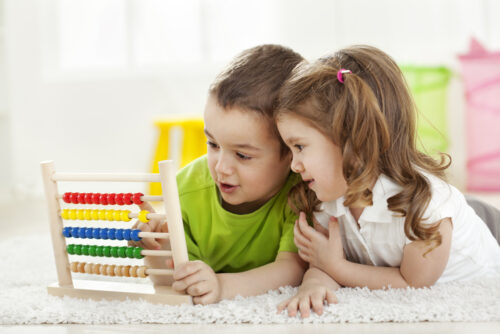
[{"x1": 150, "y1": 117, "x2": 206, "y2": 195}]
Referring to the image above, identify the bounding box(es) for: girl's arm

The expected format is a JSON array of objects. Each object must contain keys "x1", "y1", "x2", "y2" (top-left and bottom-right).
[{"x1": 296, "y1": 213, "x2": 453, "y2": 289}]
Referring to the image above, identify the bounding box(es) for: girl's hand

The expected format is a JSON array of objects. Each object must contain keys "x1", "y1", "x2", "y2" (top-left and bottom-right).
[
  {"x1": 277, "y1": 280, "x2": 338, "y2": 318},
  {"x1": 172, "y1": 260, "x2": 221, "y2": 305},
  {"x1": 294, "y1": 212, "x2": 345, "y2": 272},
  {"x1": 127, "y1": 202, "x2": 170, "y2": 250}
]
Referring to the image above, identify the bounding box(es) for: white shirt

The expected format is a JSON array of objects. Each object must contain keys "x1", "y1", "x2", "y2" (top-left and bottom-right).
[{"x1": 314, "y1": 173, "x2": 500, "y2": 283}]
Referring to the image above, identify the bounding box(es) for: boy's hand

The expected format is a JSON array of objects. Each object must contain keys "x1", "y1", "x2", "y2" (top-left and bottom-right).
[
  {"x1": 171, "y1": 260, "x2": 221, "y2": 305},
  {"x1": 127, "y1": 202, "x2": 170, "y2": 250},
  {"x1": 294, "y1": 212, "x2": 345, "y2": 272},
  {"x1": 277, "y1": 280, "x2": 338, "y2": 318}
]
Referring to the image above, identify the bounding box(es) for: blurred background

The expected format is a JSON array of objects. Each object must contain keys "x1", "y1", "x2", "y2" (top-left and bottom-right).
[{"x1": 1, "y1": 0, "x2": 500, "y2": 204}]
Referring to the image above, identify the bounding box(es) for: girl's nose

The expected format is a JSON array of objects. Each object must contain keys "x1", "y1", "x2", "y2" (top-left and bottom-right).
[{"x1": 290, "y1": 157, "x2": 304, "y2": 173}]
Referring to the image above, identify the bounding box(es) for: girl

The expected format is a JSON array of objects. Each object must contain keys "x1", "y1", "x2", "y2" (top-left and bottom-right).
[{"x1": 275, "y1": 45, "x2": 500, "y2": 318}]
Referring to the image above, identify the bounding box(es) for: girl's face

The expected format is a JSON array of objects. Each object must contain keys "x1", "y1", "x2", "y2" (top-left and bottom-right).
[{"x1": 277, "y1": 114, "x2": 347, "y2": 202}]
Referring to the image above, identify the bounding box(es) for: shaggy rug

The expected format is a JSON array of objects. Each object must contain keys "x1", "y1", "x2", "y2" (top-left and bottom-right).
[{"x1": 1, "y1": 234, "x2": 499, "y2": 325}]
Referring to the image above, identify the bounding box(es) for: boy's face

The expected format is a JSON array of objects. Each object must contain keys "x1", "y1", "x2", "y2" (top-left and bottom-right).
[
  {"x1": 277, "y1": 113, "x2": 347, "y2": 202},
  {"x1": 204, "y1": 96, "x2": 291, "y2": 214}
]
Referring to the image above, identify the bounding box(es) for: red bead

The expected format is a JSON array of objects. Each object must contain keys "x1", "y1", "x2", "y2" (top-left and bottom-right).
[
  {"x1": 116, "y1": 193, "x2": 124, "y2": 205},
  {"x1": 77, "y1": 193, "x2": 86, "y2": 204},
  {"x1": 123, "y1": 193, "x2": 133, "y2": 205},
  {"x1": 85, "y1": 193, "x2": 93, "y2": 204},
  {"x1": 92, "y1": 193, "x2": 101, "y2": 204},
  {"x1": 71, "y1": 192, "x2": 79, "y2": 204},
  {"x1": 133, "y1": 192, "x2": 144, "y2": 205},
  {"x1": 63, "y1": 192, "x2": 72, "y2": 203},
  {"x1": 100, "y1": 193, "x2": 109, "y2": 205},
  {"x1": 108, "y1": 193, "x2": 116, "y2": 205}
]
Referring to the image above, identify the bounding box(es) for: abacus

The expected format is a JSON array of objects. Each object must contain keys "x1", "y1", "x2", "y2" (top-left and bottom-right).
[{"x1": 40, "y1": 160, "x2": 192, "y2": 305}]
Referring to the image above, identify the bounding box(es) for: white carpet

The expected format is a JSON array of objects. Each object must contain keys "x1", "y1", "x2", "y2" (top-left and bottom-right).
[{"x1": 1, "y1": 234, "x2": 499, "y2": 325}]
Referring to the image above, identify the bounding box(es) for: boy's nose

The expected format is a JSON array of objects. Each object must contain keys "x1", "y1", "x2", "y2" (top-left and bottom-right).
[{"x1": 215, "y1": 155, "x2": 233, "y2": 175}]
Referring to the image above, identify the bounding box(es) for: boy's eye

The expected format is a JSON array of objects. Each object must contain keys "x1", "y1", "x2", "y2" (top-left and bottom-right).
[
  {"x1": 236, "y1": 152, "x2": 251, "y2": 160},
  {"x1": 207, "y1": 141, "x2": 219, "y2": 149}
]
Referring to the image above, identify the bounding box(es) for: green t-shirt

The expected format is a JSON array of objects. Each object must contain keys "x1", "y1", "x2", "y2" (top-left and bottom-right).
[{"x1": 177, "y1": 155, "x2": 299, "y2": 273}]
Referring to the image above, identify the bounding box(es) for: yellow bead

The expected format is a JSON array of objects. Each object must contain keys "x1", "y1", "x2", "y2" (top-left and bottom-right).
[
  {"x1": 91, "y1": 209, "x2": 99, "y2": 220},
  {"x1": 61, "y1": 209, "x2": 69, "y2": 220},
  {"x1": 106, "y1": 210, "x2": 115, "y2": 221},
  {"x1": 121, "y1": 210, "x2": 131, "y2": 222},
  {"x1": 98, "y1": 209, "x2": 107, "y2": 220},
  {"x1": 84, "y1": 209, "x2": 92, "y2": 221},
  {"x1": 76, "y1": 209, "x2": 85, "y2": 220},
  {"x1": 113, "y1": 210, "x2": 122, "y2": 221},
  {"x1": 138, "y1": 210, "x2": 150, "y2": 223},
  {"x1": 69, "y1": 209, "x2": 77, "y2": 220}
]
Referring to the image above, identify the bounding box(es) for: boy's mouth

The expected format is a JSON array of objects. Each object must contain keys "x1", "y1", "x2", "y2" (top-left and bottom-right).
[{"x1": 219, "y1": 182, "x2": 238, "y2": 194}]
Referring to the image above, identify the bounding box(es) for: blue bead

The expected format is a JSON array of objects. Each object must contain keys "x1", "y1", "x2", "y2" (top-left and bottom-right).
[
  {"x1": 71, "y1": 227, "x2": 79, "y2": 238},
  {"x1": 100, "y1": 228, "x2": 109, "y2": 240},
  {"x1": 108, "y1": 228, "x2": 117, "y2": 240},
  {"x1": 85, "y1": 227, "x2": 93, "y2": 239},
  {"x1": 78, "y1": 227, "x2": 87, "y2": 239},
  {"x1": 116, "y1": 229, "x2": 124, "y2": 240},
  {"x1": 131, "y1": 229, "x2": 141, "y2": 241},
  {"x1": 123, "y1": 229, "x2": 131, "y2": 240},
  {"x1": 92, "y1": 228, "x2": 101, "y2": 239},
  {"x1": 62, "y1": 227, "x2": 71, "y2": 238}
]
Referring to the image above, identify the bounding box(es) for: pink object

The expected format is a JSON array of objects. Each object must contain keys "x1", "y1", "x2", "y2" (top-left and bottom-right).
[
  {"x1": 459, "y1": 38, "x2": 500, "y2": 191},
  {"x1": 337, "y1": 69, "x2": 351, "y2": 83}
]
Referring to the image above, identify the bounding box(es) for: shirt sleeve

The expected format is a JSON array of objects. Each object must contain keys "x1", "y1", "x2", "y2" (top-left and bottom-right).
[
  {"x1": 404, "y1": 180, "x2": 457, "y2": 244},
  {"x1": 278, "y1": 208, "x2": 298, "y2": 253}
]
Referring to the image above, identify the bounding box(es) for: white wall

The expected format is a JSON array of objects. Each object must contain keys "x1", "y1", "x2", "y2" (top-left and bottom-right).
[{"x1": 1, "y1": 0, "x2": 499, "y2": 200}]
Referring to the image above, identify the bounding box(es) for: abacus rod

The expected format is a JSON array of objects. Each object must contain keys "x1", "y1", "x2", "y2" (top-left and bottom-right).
[
  {"x1": 141, "y1": 249, "x2": 172, "y2": 256},
  {"x1": 52, "y1": 173, "x2": 161, "y2": 182},
  {"x1": 56, "y1": 194, "x2": 164, "y2": 202},
  {"x1": 138, "y1": 232, "x2": 169, "y2": 239},
  {"x1": 58, "y1": 210, "x2": 167, "y2": 222},
  {"x1": 146, "y1": 269, "x2": 174, "y2": 276}
]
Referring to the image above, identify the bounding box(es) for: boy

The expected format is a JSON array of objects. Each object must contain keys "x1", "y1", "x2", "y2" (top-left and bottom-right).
[{"x1": 133, "y1": 45, "x2": 307, "y2": 304}]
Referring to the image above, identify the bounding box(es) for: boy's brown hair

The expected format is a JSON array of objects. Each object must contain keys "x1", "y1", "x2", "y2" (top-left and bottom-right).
[{"x1": 209, "y1": 44, "x2": 304, "y2": 158}]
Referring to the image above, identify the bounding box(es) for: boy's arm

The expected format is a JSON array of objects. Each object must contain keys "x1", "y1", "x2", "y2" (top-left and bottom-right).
[
  {"x1": 172, "y1": 251, "x2": 307, "y2": 304},
  {"x1": 217, "y1": 251, "x2": 307, "y2": 300}
]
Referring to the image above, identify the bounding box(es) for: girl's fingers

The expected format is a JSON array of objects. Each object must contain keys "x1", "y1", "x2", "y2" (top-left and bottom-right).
[
  {"x1": 286, "y1": 297, "x2": 300, "y2": 317},
  {"x1": 294, "y1": 221, "x2": 312, "y2": 247},
  {"x1": 313, "y1": 221, "x2": 329, "y2": 237},
  {"x1": 310, "y1": 293, "x2": 324, "y2": 316},
  {"x1": 297, "y1": 212, "x2": 320, "y2": 240},
  {"x1": 326, "y1": 289, "x2": 338, "y2": 304},
  {"x1": 298, "y1": 297, "x2": 311, "y2": 318}
]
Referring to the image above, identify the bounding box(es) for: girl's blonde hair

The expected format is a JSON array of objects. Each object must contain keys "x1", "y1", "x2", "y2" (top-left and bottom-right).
[{"x1": 277, "y1": 45, "x2": 450, "y2": 252}]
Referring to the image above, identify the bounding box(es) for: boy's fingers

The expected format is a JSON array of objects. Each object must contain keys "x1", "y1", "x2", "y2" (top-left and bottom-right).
[
  {"x1": 186, "y1": 280, "x2": 211, "y2": 297},
  {"x1": 160, "y1": 222, "x2": 169, "y2": 233},
  {"x1": 165, "y1": 258, "x2": 174, "y2": 269},
  {"x1": 193, "y1": 291, "x2": 216, "y2": 305},
  {"x1": 138, "y1": 201, "x2": 155, "y2": 213},
  {"x1": 173, "y1": 261, "x2": 203, "y2": 281}
]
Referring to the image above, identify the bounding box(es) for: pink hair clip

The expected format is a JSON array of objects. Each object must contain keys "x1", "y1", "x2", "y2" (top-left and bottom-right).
[{"x1": 337, "y1": 69, "x2": 352, "y2": 84}]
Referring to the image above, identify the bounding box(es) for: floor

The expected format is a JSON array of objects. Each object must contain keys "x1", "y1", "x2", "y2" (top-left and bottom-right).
[{"x1": 1, "y1": 195, "x2": 499, "y2": 333}]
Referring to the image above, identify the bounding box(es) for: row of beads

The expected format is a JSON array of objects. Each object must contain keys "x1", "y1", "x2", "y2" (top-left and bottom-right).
[
  {"x1": 62, "y1": 192, "x2": 144, "y2": 205},
  {"x1": 67, "y1": 244, "x2": 144, "y2": 259},
  {"x1": 71, "y1": 261, "x2": 148, "y2": 278},
  {"x1": 61, "y1": 209, "x2": 132, "y2": 222},
  {"x1": 63, "y1": 227, "x2": 142, "y2": 241}
]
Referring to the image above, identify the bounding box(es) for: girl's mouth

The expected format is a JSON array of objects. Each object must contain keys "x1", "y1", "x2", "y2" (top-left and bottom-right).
[{"x1": 305, "y1": 179, "x2": 315, "y2": 188}]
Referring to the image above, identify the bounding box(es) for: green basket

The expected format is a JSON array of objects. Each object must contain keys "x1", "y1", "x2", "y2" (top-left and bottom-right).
[{"x1": 401, "y1": 66, "x2": 451, "y2": 155}]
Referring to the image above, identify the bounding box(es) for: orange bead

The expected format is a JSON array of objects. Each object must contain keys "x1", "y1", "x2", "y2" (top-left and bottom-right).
[
  {"x1": 100, "y1": 264, "x2": 108, "y2": 276},
  {"x1": 107, "y1": 265, "x2": 116, "y2": 276},
  {"x1": 78, "y1": 262, "x2": 86, "y2": 273},
  {"x1": 138, "y1": 266, "x2": 148, "y2": 278},
  {"x1": 71, "y1": 262, "x2": 79, "y2": 273},
  {"x1": 130, "y1": 266, "x2": 138, "y2": 277},
  {"x1": 93, "y1": 264, "x2": 101, "y2": 275},
  {"x1": 122, "y1": 265, "x2": 131, "y2": 277}
]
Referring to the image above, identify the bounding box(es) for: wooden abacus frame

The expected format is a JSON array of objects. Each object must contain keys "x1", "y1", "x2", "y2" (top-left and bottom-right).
[{"x1": 40, "y1": 160, "x2": 192, "y2": 305}]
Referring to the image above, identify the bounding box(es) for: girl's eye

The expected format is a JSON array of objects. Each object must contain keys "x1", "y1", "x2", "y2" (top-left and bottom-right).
[
  {"x1": 236, "y1": 152, "x2": 251, "y2": 160},
  {"x1": 207, "y1": 141, "x2": 219, "y2": 149},
  {"x1": 294, "y1": 144, "x2": 304, "y2": 152}
]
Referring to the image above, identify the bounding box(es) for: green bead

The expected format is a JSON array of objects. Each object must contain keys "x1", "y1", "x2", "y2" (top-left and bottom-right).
[
  {"x1": 126, "y1": 247, "x2": 134, "y2": 259},
  {"x1": 118, "y1": 246, "x2": 127, "y2": 258},
  {"x1": 110, "y1": 246, "x2": 118, "y2": 258},
  {"x1": 66, "y1": 244, "x2": 74, "y2": 255},
  {"x1": 96, "y1": 246, "x2": 103, "y2": 257},
  {"x1": 73, "y1": 244, "x2": 82, "y2": 255},
  {"x1": 103, "y1": 246, "x2": 111, "y2": 257},
  {"x1": 134, "y1": 247, "x2": 144, "y2": 259},
  {"x1": 81, "y1": 245, "x2": 89, "y2": 256},
  {"x1": 88, "y1": 245, "x2": 97, "y2": 257}
]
